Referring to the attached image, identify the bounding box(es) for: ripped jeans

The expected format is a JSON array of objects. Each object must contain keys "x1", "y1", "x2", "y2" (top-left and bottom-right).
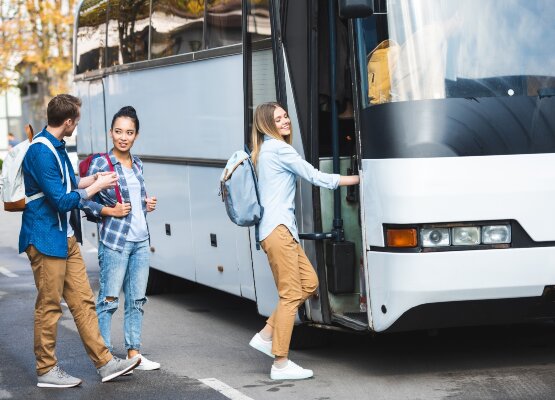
[{"x1": 96, "y1": 240, "x2": 150, "y2": 351}]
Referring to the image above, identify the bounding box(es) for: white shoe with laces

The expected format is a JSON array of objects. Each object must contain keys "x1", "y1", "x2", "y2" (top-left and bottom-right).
[
  {"x1": 270, "y1": 360, "x2": 313, "y2": 380},
  {"x1": 124, "y1": 354, "x2": 160, "y2": 374},
  {"x1": 249, "y1": 333, "x2": 274, "y2": 358}
]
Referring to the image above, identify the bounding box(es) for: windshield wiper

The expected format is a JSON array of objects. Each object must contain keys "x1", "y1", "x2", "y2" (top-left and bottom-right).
[{"x1": 538, "y1": 88, "x2": 555, "y2": 99}]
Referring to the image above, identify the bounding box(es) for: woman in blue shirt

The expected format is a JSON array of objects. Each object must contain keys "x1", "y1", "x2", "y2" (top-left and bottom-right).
[
  {"x1": 88, "y1": 106, "x2": 160, "y2": 372},
  {"x1": 248, "y1": 102, "x2": 359, "y2": 380}
]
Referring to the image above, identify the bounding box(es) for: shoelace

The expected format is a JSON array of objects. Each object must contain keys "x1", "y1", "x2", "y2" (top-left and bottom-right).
[{"x1": 53, "y1": 366, "x2": 71, "y2": 379}]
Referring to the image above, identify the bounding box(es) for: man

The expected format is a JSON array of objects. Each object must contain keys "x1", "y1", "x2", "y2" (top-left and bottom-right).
[
  {"x1": 7, "y1": 132, "x2": 19, "y2": 149},
  {"x1": 19, "y1": 94, "x2": 141, "y2": 388}
]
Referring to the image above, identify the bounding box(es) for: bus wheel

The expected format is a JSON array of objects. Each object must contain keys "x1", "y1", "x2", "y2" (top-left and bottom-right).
[{"x1": 289, "y1": 325, "x2": 329, "y2": 350}]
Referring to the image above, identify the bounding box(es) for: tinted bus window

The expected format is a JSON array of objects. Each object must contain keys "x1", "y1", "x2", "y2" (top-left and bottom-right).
[
  {"x1": 106, "y1": 0, "x2": 151, "y2": 67},
  {"x1": 205, "y1": 0, "x2": 242, "y2": 49},
  {"x1": 76, "y1": 0, "x2": 108, "y2": 73},
  {"x1": 151, "y1": 0, "x2": 205, "y2": 59},
  {"x1": 247, "y1": 0, "x2": 270, "y2": 41}
]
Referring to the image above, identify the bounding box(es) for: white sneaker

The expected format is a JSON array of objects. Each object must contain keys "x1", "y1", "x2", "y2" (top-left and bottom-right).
[
  {"x1": 270, "y1": 360, "x2": 313, "y2": 380},
  {"x1": 249, "y1": 333, "x2": 274, "y2": 358},
  {"x1": 126, "y1": 354, "x2": 160, "y2": 371}
]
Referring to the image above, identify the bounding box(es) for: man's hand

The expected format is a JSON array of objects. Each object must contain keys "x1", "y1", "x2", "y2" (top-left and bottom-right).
[
  {"x1": 95, "y1": 173, "x2": 118, "y2": 191},
  {"x1": 146, "y1": 196, "x2": 157, "y2": 212}
]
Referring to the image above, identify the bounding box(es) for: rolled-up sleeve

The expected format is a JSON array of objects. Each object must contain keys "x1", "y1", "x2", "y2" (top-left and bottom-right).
[{"x1": 278, "y1": 144, "x2": 340, "y2": 190}]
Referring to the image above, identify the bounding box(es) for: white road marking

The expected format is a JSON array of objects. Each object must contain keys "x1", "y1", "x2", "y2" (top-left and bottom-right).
[
  {"x1": 0, "y1": 267, "x2": 18, "y2": 278},
  {"x1": 199, "y1": 378, "x2": 254, "y2": 400}
]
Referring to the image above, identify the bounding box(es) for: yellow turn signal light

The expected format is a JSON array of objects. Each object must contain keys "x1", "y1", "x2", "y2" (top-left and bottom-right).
[{"x1": 386, "y1": 228, "x2": 417, "y2": 248}]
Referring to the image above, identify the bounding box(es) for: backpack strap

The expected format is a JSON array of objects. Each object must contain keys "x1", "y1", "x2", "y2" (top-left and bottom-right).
[
  {"x1": 244, "y1": 145, "x2": 263, "y2": 251},
  {"x1": 103, "y1": 154, "x2": 123, "y2": 203},
  {"x1": 29, "y1": 137, "x2": 68, "y2": 231}
]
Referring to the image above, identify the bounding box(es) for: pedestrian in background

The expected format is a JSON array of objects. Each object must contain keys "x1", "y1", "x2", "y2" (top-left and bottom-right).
[
  {"x1": 248, "y1": 102, "x2": 360, "y2": 380},
  {"x1": 87, "y1": 106, "x2": 160, "y2": 372},
  {"x1": 7, "y1": 132, "x2": 19, "y2": 150},
  {"x1": 20, "y1": 94, "x2": 141, "y2": 388}
]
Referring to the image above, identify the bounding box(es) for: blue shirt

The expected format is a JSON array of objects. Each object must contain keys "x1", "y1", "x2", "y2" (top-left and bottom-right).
[
  {"x1": 256, "y1": 136, "x2": 340, "y2": 242},
  {"x1": 19, "y1": 128, "x2": 95, "y2": 257},
  {"x1": 84, "y1": 150, "x2": 148, "y2": 252}
]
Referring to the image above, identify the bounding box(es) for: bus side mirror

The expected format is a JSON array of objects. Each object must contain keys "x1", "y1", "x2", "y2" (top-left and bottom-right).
[{"x1": 338, "y1": 0, "x2": 374, "y2": 19}]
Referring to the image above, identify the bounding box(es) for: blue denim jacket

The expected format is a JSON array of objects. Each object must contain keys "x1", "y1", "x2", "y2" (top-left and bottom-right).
[
  {"x1": 257, "y1": 136, "x2": 340, "y2": 242},
  {"x1": 18, "y1": 128, "x2": 98, "y2": 257}
]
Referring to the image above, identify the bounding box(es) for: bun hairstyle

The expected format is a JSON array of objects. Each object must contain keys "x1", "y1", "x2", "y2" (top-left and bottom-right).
[{"x1": 111, "y1": 106, "x2": 140, "y2": 132}]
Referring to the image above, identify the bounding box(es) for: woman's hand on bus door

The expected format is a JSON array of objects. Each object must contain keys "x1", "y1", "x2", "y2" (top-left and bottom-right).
[
  {"x1": 146, "y1": 196, "x2": 157, "y2": 212},
  {"x1": 338, "y1": 175, "x2": 360, "y2": 186}
]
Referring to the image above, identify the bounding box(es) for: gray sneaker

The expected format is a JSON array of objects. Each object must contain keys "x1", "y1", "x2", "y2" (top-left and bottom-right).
[
  {"x1": 37, "y1": 365, "x2": 82, "y2": 388},
  {"x1": 97, "y1": 355, "x2": 141, "y2": 382}
]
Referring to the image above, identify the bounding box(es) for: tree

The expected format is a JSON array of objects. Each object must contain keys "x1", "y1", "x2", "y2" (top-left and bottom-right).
[{"x1": 0, "y1": 0, "x2": 78, "y2": 96}]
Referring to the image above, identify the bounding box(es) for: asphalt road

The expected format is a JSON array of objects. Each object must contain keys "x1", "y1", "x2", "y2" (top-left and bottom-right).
[{"x1": 2, "y1": 208, "x2": 555, "y2": 400}]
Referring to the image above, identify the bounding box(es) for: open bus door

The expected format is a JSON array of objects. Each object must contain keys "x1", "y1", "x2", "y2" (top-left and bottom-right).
[
  {"x1": 75, "y1": 78, "x2": 108, "y2": 246},
  {"x1": 278, "y1": 0, "x2": 374, "y2": 332}
]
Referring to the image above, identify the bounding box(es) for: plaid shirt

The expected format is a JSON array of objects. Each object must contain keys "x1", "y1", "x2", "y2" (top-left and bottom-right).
[{"x1": 84, "y1": 150, "x2": 148, "y2": 252}]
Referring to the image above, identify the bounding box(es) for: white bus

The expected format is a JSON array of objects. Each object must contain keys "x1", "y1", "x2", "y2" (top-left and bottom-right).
[{"x1": 74, "y1": 0, "x2": 555, "y2": 334}]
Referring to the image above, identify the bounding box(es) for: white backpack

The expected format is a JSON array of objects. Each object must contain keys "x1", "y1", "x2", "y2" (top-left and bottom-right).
[{"x1": 0, "y1": 128, "x2": 68, "y2": 212}]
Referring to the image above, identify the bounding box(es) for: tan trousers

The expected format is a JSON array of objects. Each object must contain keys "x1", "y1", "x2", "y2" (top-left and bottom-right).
[
  {"x1": 26, "y1": 236, "x2": 112, "y2": 375},
  {"x1": 261, "y1": 225, "x2": 319, "y2": 357}
]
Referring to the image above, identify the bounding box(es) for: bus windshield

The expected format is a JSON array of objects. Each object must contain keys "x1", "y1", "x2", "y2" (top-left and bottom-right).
[{"x1": 357, "y1": 0, "x2": 555, "y2": 106}]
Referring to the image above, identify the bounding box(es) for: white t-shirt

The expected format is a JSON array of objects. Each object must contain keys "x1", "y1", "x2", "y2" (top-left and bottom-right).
[{"x1": 122, "y1": 166, "x2": 149, "y2": 242}]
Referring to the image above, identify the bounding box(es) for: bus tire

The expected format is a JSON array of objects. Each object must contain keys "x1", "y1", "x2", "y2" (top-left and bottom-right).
[{"x1": 289, "y1": 325, "x2": 329, "y2": 350}]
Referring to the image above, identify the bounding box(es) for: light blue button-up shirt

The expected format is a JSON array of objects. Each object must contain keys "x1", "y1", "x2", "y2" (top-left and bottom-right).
[{"x1": 257, "y1": 136, "x2": 340, "y2": 242}]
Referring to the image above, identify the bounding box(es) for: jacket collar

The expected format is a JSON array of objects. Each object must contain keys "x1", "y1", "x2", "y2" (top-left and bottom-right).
[
  {"x1": 38, "y1": 126, "x2": 66, "y2": 149},
  {"x1": 108, "y1": 148, "x2": 139, "y2": 167}
]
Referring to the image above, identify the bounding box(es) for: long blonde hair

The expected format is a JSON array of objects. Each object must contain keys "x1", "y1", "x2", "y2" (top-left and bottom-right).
[{"x1": 250, "y1": 102, "x2": 293, "y2": 167}]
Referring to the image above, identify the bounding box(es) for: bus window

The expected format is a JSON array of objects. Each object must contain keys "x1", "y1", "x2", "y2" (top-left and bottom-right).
[
  {"x1": 75, "y1": 0, "x2": 108, "y2": 74},
  {"x1": 205, "y1": 0, "x2": 242, "y2": 49},
  {"x1": 106, "y1": 0, "x2": 150, "y2": 67},
  {"x1": 247, "y1": 0, "x2": 270, "y2": 41},
  {"x1": 150, "y1": 0, "x2": 205, "y2": 59}
]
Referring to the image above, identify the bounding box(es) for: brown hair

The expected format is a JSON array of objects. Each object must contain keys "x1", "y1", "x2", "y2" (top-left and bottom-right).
[
  {"x1": 47, "y1": 94, "x2": 82, "y2": 127},
  {"x1": 250, "y1": 102, "x2": 292, "y2": 166}
]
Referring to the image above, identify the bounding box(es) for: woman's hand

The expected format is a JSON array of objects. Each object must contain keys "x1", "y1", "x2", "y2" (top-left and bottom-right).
[
  {"x1": 338, "y1": 175, "x2": 360, "y2": 186},
  {"x1": 102, "y1": 202, "x2": 131, "y2": 217},
  {"x1": 146, "y1": 196, "x2": 157, "y2": 212}
]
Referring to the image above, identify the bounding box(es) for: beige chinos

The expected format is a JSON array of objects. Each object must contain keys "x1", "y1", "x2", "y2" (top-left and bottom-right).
[
  {"x1": 261, "y1": 225, "x2": 319, "y2": 357},
  {"x1": 26, "y1": 236, "x2": 112, "y2": 375}
]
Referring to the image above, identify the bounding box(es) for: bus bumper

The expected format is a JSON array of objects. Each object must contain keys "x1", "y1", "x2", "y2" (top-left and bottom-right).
[{"x1": 367, "y1": 247, "x2": 555, "y2": 332}]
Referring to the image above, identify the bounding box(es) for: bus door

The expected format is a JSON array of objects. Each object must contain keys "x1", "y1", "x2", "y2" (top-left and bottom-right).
[
  {"x1": 75, "y1": 77, "x2": 108, "y2": 245},
  {"x1": 314, "y1": 0, "x2": 367, "y2": 331},
  {"x1": 277, "y1": 0, "x2": 368, "y2": 330}
]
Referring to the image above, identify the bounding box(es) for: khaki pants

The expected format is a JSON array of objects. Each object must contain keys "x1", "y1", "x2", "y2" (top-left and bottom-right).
[
  {"x1": 26, "y1": 236, "x2": 111, "y2": 375},
  {"x1": 261, "y1": 225, "x2": 319, "y2": 357}
]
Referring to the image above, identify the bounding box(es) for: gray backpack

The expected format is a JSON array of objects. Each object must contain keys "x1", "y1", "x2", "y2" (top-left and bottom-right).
[{"x1": 220, "y1": 149, "x2": 263, "y2": 249}]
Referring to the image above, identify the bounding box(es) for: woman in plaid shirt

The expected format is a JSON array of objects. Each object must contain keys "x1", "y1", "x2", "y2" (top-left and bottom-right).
[{"x1": 87, "y1": 106, "x2": 160, "y2": 372}]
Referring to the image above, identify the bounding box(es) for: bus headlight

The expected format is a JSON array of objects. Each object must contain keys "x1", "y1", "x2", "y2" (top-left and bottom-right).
[
  {"x1": 421, "y1": 228, "x2": 450, "y2": 247},
  {"x1": 452, "y1": 227, "x2": 481, "y2": 246},
  {"x1": 482, "y1": 225, "x2": 511, "y2": 244}
]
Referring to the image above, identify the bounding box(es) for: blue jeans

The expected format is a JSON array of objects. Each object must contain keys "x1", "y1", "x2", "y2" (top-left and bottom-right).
[{"x1": 96, "y1": 240, "x2": 150, "y2": 351}]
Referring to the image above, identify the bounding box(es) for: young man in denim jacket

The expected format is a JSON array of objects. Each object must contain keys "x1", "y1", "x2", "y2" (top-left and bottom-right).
[{"x1": 19, "y1": 94, "x2": 141, "y2": 388}]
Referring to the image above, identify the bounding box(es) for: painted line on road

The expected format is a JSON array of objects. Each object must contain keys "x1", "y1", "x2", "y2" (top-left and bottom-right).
[
  {"x1": 0, "y1": 267, "x2": 18, "y2": 278},
  {"x1": 199, "y1": 378, "x2": 254, "y2": 400}
]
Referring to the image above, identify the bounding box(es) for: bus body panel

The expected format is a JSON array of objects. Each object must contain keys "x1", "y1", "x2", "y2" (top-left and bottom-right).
[
  {"x1": 361, "y1": 155, "x2": 555, "y2": 331},
  {"x1": 367, "y1": 247, "x2": 555, "y2": 332},
  {"x1": 102, "y1": 55, "x2": 244, "y2": 161},
  {"x1": 143, "y1": 162, "x2": 196, "y2": 282},
  {"x1": 361, "y1": 155, "x2": 555, "y2": 248}
]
